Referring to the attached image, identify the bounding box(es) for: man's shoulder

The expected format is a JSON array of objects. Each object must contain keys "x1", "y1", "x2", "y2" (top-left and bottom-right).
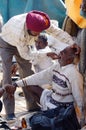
[
  {"x1": 2, "y1": 13, "x2": 27, "y2": 31},
  {"x1": 9, "y1": 13, "x2": 27, "y2": 22}
]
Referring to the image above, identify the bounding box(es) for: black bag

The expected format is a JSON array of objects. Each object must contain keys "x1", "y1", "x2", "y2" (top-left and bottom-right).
[{"x1": 29, "y1": 105, "x2": 81, "y2": 130}]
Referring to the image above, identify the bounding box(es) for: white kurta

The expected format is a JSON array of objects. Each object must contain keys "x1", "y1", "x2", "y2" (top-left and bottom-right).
[{"x1": 30, "y1": 46, "x2": 54, "y2": 73}]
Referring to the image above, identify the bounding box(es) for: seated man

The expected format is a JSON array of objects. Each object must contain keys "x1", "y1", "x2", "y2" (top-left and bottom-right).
[{"x1": 5, "y1": 45, "x2": 85, "y2": 126}]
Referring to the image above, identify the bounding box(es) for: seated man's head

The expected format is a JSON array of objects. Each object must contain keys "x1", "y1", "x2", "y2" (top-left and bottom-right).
[
  {"x1": 58, "y1": 46, "x2": 81, "y2": 67},
  {"x1": 35, "y1": 34, "x2": 48, "y2": 50},
  {"x1": 26, "y1": 10, "x2": 50, "y2": 36}
]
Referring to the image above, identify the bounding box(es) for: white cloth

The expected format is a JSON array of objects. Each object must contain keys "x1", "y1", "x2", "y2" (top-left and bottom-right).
[
  {"x1": 40, "y1": 89, "x2": 57, "y2": 110},
  {"x1": 46, "y1": 33, "x2": 69, "y2": 54},
  {"x1": 16, "y1": 62, "x2": 83, "y2": 116},
  {"x1": 46, "y1": 20, "x2": 75, "y2": 45},
  {"x1": 30, "y1": 46, "x2": 54, "y2": 72},
  {"x1": 0, "y1": 15, "x2": 75, "y2": 60}
]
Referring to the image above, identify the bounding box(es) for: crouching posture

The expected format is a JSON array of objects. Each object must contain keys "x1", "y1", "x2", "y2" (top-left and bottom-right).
[{"x1": 5, "y1": 45, "x2": 85, "y2": 127}]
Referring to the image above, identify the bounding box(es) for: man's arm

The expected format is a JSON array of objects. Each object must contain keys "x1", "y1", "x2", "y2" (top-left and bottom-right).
[
  {"x1": 46, "y1": 20, "x2": 75, "y2": 45},
  {"x1": 4, "y1": 65, "x2": 54, "y2": 93},
  {"x1": 15, "y1": 66, "x2": 53, "y2": 87}
]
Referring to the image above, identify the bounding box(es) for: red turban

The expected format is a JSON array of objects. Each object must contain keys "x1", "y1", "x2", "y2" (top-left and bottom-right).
[{"x1": 26, "y1": 10, "x2": 50, "y2": 32}]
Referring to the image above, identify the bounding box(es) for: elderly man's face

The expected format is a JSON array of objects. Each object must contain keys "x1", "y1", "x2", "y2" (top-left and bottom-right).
[{"x1": 58, "y1": 47, "x2": 76, "y2": 66}]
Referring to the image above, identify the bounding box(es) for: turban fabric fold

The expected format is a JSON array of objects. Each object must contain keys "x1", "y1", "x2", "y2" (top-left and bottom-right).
[{"x1": 26, "y1": 10, "x2": 50, "y2": 32}]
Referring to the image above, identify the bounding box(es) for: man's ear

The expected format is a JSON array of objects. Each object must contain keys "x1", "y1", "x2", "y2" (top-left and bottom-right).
[{"x1": 71, "y1": 43, "x2": 81, "y2": 55}]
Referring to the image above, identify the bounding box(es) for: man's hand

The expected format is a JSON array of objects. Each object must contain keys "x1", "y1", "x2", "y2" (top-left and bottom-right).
[
  {"x1": 4, "y1": 84, "x2": 16, "y2": 94},
  {"x1": 47, "y1": 52, "x2": 59, "y2": 60}
]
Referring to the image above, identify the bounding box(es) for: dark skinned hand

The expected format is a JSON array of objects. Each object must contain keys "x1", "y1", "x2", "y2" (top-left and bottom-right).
[
  {"x1": 4, "y1": 84, "x2": 16, "y2": 94},
  {"x1": 47, "y1": 52, "x2": 59, "y2": 60}
]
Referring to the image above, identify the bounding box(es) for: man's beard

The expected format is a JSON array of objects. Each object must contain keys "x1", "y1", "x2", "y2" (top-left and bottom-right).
[{"x1": 27, "y1": 30, "x2": 37, "y2": 36}]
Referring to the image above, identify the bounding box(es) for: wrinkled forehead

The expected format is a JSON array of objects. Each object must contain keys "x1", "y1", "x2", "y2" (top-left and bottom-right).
[{"x1": 61, "y1": 46, "x2": 76, "y2": 55}]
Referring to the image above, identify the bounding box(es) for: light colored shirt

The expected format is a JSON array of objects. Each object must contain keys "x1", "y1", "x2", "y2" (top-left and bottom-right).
[
  {"x1": 46, "y1": 33, "x2": 69, "y2": 54},
  {"x1": 30, "y1": 46, "x2": 54, "y2": 73},
  {"x1": 46, "y1": 20, "x2": 75, "y2": 45},
  {"x1": 16, "y1": 62, "x2": 83, "y2": 117},
  {"x1": 0, "y1": 14, "x2": 75, "y2": 60}
]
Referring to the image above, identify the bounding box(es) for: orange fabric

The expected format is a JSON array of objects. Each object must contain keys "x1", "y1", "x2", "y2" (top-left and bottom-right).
[
  {"x1": 65, "y1": 0, "x2": 86, "y2": 28},
  {"x1": 43, "y1": 16, "x2": 50, "y2": 26}
]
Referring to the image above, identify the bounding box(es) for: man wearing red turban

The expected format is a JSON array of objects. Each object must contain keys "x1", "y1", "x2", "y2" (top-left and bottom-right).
[{"x1": 0, "y1": 10, "x2": 50, "y2": 120}]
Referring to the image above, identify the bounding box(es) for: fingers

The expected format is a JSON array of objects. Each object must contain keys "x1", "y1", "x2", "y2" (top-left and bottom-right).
[
  {"x1": 47, "y1": 52, "x2": 59, "y2": 59},
  {"x1": 3, "y1": 84, "x2": 16, "y2": 94}
]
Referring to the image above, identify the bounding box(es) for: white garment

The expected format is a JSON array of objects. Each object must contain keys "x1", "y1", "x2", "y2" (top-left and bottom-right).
[
  {"x1": 46, "y1": 20, "x2": 75, "y2": 45},
  {"x1": 30, "y1": 46, "x2": 54, "y2": 72},
  {"x1": 46, "y1": 33, "x2": 69, "y2": 54},
  {"x1": 40, "y1": 89, "x2": 57, "y2": 110},
  {"x1": 0, "y1": 14, "x2": 75, "y2": 60},
  {"x1": 16, "y1": 62, "x2": 83, "y2": 117}
]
